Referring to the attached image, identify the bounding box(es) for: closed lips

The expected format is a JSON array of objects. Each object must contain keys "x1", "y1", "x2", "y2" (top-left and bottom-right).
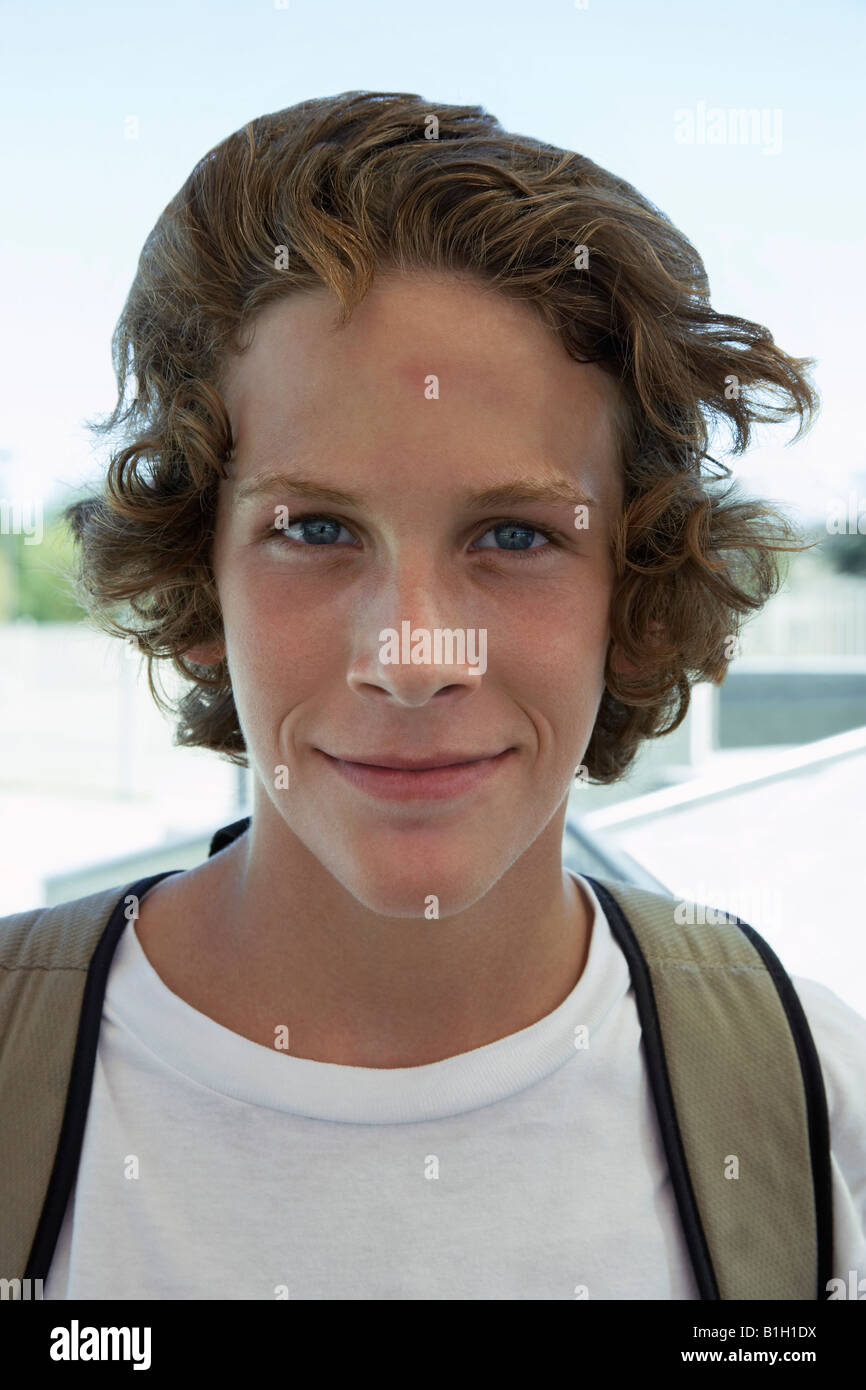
[{"x1": 321, "y1": 750, "x2": 510, "y2": 770}]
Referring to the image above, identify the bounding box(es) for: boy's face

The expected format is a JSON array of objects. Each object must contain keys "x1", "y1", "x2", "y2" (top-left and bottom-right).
[{"x1": 195, "y1": 270, "x2": 625, "y2": 913}]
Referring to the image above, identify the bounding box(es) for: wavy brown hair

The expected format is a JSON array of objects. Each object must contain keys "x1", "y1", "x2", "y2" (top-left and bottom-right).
[{"x1": 63, "y1": 90, "x2": 819, "y2": 784}]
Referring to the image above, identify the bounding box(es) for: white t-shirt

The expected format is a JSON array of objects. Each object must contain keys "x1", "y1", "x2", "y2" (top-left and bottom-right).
[{"x1": 44, "y1": 874, "x2": 866, "y2": 1300}]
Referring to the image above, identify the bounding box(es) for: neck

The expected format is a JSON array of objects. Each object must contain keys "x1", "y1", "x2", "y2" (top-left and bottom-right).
[{"x1": 138, "y1": 796, "x2": 593, "y2": 1069}]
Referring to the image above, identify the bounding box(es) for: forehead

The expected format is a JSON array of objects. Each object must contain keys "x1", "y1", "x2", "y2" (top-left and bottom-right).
[{"x1": 220, "y1": 271, "x2": 624, "y2": 502}]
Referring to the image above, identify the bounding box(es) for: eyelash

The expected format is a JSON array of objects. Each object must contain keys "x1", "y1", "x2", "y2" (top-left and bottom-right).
[{"x1": 261, "y1": 512, "x2": 565, "y2": 559}]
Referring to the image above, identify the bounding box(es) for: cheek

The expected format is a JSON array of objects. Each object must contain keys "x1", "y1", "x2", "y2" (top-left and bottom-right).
[
  {"x1": 217, "y1": 565, "x2": 328, "y2": 714},
  {"x1": 501, "y1": 576, "x2": 611, "y2": 691},
  {"x1": 519, "y1": 628, "x2": 608, "y2": 731}
]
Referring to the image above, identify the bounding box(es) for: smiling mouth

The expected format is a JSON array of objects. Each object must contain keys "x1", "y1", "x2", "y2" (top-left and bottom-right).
[
  {"x1": 320, "y1": 750, "x2": 511, "y2": 771},
  {"x1": 315, "y1": 747, "x2": 515, "y2": 801}
]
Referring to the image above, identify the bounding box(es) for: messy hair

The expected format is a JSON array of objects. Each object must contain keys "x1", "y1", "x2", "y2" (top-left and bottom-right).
[{"x1": 63, "y1": 90, "x2": 819, "y2": 783}]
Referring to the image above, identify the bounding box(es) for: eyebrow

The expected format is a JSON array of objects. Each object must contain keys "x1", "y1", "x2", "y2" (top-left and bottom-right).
[{"x1": 232, "y1": 470, "x2": 598, "y2": 510}]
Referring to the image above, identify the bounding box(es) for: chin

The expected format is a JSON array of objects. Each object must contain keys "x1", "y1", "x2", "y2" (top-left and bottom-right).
[{"x1": 322, "y1": 834, "x2": 517, "y2": 919}]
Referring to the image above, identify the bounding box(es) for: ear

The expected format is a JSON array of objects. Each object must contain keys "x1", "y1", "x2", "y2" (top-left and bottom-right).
[
  {"x1": 608, "y1": 642, "x2": 638, "y2": 681},
  {"x1": 184, "y1": 638, "x2": 226, "y2": 666},
  {"x1": 608, "y1": 620, "x2": 666, "y2": 681}
]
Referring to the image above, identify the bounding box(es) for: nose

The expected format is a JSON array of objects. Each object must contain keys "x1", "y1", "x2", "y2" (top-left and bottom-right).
[{"x1": 346, "y1": 564, "x2": 487, "y2": 708}]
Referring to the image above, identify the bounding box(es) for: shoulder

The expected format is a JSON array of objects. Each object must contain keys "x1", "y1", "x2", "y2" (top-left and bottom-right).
[
  {"x1": 0, "y1": 882, "x2": 133, "y2": 972},
  {"x1": 790, "y1": 976, "x2": 866, "y2": 1134},
  {"x1": 790, "y1": 977, "x2": 866, "y2": 1269}
]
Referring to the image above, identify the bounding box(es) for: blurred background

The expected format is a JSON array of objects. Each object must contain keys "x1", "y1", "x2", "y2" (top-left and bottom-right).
[{"x1": 1, "y1": 0, "x2": 864, "y2": 1012}]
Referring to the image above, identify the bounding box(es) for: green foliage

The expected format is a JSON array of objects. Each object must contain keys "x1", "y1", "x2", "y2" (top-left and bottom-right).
[{"x1": 0, "y1": 507, "x2": 85, "y2": 623}]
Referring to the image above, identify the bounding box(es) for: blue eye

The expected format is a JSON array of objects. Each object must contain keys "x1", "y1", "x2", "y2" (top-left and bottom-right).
[
  {"x1": 265, "y1": 513, "x2": 559, "y2": 555},
  {"x1": 276, "y1": 515, "x2": 356, "y2": 545},
  {"x1": 474, "y1": 521, "x2": 552, "y2": 552}
]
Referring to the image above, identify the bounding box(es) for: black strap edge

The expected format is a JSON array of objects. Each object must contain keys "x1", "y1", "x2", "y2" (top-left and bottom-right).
[
  {"x1": 23, "y1": 870, "x2": 182, "y2": 1281},
  {"x1": 583, "y1": 875, "x2": 721, "y2": 1300},
  {"x1": 728, "y1": 919, "x2": 834, "y2": 1300},
  {"x1": 208, "y1": 816, "x2": 251, "y2": 858}
]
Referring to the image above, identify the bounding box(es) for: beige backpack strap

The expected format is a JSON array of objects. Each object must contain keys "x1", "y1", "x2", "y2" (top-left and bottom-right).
[
  {"x1": 583, "y1": 874, "x2": 833, "y2": 1300},
  {"x1": 0, "y1": 873, "x2": 179, "y2": 1284}
]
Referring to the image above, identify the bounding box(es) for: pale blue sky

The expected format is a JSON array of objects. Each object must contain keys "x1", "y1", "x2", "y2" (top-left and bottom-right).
[{"x1": 1, "y1": 0, "x2": 863, "y2": 527}]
